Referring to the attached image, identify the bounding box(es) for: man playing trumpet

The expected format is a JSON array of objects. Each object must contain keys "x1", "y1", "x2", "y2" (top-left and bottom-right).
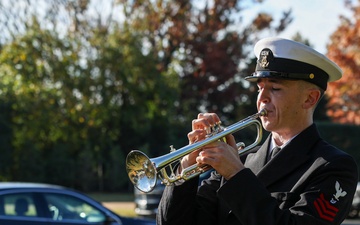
[{"x1": 156, "y1": 37, "x2": 358, "y2": 225}]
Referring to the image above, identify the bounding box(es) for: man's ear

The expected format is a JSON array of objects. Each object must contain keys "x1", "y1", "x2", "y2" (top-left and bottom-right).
[{"x1": 303, "y1": 89, "x2": 321, "y2": 109}]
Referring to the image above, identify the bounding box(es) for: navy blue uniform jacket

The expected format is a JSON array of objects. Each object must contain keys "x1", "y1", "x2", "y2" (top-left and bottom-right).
[{"x1": 157, "y1": 124, "x2": 358, "y2": 225}]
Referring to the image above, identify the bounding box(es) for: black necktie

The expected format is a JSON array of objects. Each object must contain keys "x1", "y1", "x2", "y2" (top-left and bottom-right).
[
  {"x1": 271, "y1": 146, "x2": 281, "y2": 159},
  {"x1": 267, "y1": 146, "x2": 281, "y2": 162}
]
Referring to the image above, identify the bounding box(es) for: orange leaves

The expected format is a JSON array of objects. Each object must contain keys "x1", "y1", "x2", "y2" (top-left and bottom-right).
[
  {"x1": 326, "y1": 1, "x2": 360, "y2": 125},
  {"x1": 252, "y1": 13, "x2": 273, "y2": 31}
]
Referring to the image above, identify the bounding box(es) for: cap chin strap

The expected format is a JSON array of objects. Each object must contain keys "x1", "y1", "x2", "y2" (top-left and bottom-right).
[
  {"x1": 251, "y1": 71, "x2": 314, "y2": 80},
  {"x1": 249, "y1": 71, "x2": 328, "y2": 90}
]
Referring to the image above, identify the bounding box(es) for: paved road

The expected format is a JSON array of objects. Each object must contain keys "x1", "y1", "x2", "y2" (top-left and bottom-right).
[{"x1": 343, "y1": 219, "x2": 360, "y2": 225}]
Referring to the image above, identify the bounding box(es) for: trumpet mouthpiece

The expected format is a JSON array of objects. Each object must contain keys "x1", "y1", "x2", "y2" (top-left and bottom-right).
[{"x1": 259, "y1": 108, "x2": 267, "y2": 116}]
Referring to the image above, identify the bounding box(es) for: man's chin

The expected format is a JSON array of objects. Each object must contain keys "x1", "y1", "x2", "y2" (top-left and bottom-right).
[{"x1": 261, "y1": 121, "x2": 274, "y2": 132}]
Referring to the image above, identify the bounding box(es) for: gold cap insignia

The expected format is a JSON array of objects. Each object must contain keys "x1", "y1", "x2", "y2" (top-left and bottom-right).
[{"x1": 258, "y1": 48, "x2": 273, "y2": 68}]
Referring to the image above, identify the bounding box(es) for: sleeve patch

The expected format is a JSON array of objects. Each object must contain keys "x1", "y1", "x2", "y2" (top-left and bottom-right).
[{"x1": 314, "y1": 193, "x2": 339, "y2": 222}]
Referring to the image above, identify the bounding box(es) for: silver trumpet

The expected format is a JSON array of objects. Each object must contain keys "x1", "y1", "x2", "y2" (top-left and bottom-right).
[{"x1": 126, "y1": 109, "x2": 267, "y2": 193}]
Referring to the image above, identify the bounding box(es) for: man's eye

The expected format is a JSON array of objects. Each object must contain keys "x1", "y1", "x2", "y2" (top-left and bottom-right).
[{"x1": 272, "y1": 87, "x2": 281, "y2": 91}]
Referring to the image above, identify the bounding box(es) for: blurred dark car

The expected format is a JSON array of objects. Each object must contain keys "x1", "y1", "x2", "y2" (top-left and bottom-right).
[
  {"x1": 348, "y1": 182, "x2": 360, "y2": 219},
  {"x1": 0, "y1": 182, "x2": 155, "y2": 225},
  {"x1": 134, "y1": 170, "x2": 213, "y2": 219},
  {"x1": 134, "y1": 180, "x2": 164, "y2": 218}
]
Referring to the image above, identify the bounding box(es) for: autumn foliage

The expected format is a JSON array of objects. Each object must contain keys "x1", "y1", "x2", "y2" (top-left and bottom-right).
[{"x1": 326, "y1": 0, "x2": 360, "y2": 125}]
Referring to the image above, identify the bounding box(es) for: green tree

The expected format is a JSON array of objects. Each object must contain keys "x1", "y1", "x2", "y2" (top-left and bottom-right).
[{"x1": 0, "y1": 9, "x2": 178, "y2": 191}]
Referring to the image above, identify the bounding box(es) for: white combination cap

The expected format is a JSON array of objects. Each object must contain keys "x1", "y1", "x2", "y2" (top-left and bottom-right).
[{"x1": 245, "y1": 37, "x2": 342, "y2": 90}]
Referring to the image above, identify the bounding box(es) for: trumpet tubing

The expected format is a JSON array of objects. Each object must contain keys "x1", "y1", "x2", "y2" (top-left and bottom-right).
[{"x1": 126, "y1": 109, "x2": 267, "y2": 193}]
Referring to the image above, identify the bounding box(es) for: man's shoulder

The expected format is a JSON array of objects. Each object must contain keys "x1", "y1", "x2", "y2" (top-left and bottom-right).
[{"x1": 313, "y1": 139, "x2": 356, "y2": 164}]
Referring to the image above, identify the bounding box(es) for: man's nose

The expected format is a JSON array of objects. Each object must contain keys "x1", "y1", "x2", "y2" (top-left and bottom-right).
[{"x1": 257, "y1": 89, "x2": 270, "y2": 103}]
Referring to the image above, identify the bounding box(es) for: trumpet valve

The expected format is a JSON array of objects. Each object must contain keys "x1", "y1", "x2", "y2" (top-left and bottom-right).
[
  {"x1": 169, "y1": 145, "x2": 176, "y2": 152},
  {"x1": 213, "y1": 122, "x2": 223, "y2": 133},
  {"x1": 206, "y1": 122, "x2": 223, "y2": 138}
]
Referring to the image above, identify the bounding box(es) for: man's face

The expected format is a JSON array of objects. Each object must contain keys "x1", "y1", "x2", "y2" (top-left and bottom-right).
[{"x1": 256, "y1": 78, "x2": 308, "y2": 133}]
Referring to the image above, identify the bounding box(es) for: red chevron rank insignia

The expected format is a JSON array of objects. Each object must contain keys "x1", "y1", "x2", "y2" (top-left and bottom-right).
[{"x1": 314, "y1": 193, "x2": 339, "y2": 222}]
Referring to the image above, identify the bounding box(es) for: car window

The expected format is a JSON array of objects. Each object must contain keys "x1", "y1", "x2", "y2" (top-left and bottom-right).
[
  {"x1": 43, "y1": 193, "x2": 106, "y2": 223},
  {"x1": 0, "y1": 193, "x2": 38, "y2": 217}
]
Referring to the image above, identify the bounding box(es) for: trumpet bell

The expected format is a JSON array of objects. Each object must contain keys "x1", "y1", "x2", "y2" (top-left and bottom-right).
[{"x1": 126, "y1": 150, "x2": 157, "y2": 193}]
